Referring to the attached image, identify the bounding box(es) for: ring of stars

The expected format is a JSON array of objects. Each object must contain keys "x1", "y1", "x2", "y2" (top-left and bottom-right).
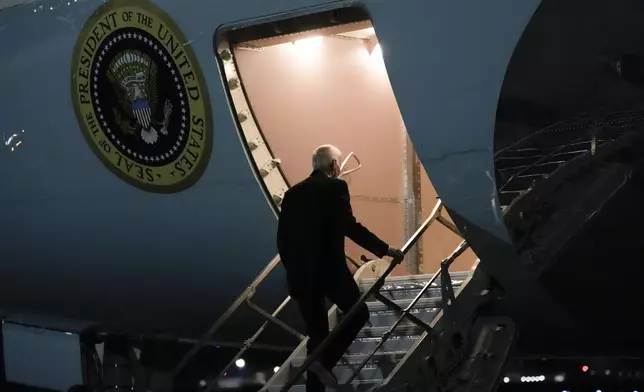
[{"x1": 91, "y1": 31, "x2": 189, "y2": 165}]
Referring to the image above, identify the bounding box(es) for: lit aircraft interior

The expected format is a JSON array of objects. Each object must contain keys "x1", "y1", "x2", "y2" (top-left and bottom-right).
[{"x1": 2, "y1": 0, "x2": 644, "y2": 391}]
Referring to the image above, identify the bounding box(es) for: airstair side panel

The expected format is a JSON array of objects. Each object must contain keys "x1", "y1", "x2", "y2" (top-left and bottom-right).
[{"x1": 261, "y1": 268, "x2": 473, "y2": 392}]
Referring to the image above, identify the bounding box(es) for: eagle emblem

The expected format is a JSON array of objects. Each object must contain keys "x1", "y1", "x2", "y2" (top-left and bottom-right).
[{"x1": 107, "y1": 50, "x2": 173, "y2": 145}]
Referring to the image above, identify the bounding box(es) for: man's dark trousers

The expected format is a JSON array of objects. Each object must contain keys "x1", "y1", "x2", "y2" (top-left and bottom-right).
[{"x1": 294, "y1": 265, "x2": 369, "y2": 392}]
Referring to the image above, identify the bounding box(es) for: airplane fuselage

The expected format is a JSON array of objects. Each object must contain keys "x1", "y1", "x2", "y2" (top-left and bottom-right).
[{"x1": 0, "y1": 0, "x2": 541, "y2": 345}]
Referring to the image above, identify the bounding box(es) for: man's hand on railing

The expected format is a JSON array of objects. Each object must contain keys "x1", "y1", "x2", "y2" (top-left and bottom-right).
[{"x1": 386, "y1": 247, "x2": 405, "y2": 264}]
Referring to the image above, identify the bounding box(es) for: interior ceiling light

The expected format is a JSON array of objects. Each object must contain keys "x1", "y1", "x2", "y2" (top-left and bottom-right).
[
  {"x1": 363, "y1": 27, "x2": 375, "y2": 37},
  {"x1": 293, "y1": 36, "x2": 323, "y2": 48}
]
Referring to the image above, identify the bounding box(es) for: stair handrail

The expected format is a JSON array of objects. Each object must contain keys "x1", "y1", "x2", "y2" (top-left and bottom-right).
[
  {"x1": 171, "y1": 252, "x2": 362, "y2": 379},
  {"x1": 277, "y1": 199, "x2": 445, "y2": 392},
  {"x1": 343, "y1": 239, "x2": 469, "y2": 384},
  {"x1": 170, "y1": 254, "x2": 281, "y2": 378}
]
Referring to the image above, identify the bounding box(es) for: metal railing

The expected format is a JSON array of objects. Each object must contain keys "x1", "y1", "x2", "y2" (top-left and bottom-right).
[
  {"x1": 343, "y1": 240, "x2": 469, "y2": 385},
  {"x1": 277, "y1": 199, "x2": 466, "y2": 392},
  {"x1": 171, "y1": 198, "x2": 466, "y2": 392},
  {"x1": 171, "y1": 253, "x2": 362, "y2": 381}
]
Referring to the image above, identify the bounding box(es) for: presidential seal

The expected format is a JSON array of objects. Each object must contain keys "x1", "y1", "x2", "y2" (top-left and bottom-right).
[{"x1": 71, "y1": 0, "x2": 212, "y2": 193}]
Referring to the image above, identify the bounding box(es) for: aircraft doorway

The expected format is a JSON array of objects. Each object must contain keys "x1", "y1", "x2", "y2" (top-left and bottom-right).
[{"x1": 216, "y1": 7, "x2": 477, "y2": 276}]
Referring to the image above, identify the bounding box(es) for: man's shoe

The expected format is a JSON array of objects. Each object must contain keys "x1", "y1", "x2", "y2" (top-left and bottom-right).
[{"x1": 309, "y1": 361, "x2": 339, "y2": 388}]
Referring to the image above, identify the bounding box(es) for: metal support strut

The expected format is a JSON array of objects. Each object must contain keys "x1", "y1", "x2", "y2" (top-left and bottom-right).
[
  {"x1": 172, "y1": 259, "x2": 362, "y2": 391},
  {"x1": 170, "y1": 255, "x2": 283, "y2": 379},
  {"x1": 245, "y1": 299, "x2": 305, "y2": 341}
]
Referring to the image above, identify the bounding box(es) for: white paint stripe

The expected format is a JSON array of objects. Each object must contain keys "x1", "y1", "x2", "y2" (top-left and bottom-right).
[{"x1": 144, "y1": 108, "x2": 152, "y2": 127}]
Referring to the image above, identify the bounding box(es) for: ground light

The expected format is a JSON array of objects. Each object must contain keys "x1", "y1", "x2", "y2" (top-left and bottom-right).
[
  {"x1": 274, "y1": 366, "x2": 280, "y2": 373},
  {"x1": 235, "y1": 358, "x2": 246, "y2": 369},
  {"x1": 520, "y1": 375, "x2": 545, "y2": 383}
]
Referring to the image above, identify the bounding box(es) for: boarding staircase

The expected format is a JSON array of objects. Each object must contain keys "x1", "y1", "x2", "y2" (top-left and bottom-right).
[
  {"x1": 167, "y1": 199, "x2": 515, "y2": 392},
  {"x1": 271, "y1": 270, "x2": 470, "y2": 392}
]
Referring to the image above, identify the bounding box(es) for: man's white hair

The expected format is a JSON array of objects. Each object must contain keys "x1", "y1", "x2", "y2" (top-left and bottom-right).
[{"x1": 312, "y1": 144, "x2": 342, "y2": 171}]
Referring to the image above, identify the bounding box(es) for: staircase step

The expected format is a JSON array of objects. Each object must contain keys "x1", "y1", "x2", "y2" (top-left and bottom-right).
[
  {"x1": 288, "y1": 379, "x2": 380, "y2": 392},
  {"x1": 268, "y1": 274, "x2": 471, "y2": 392},
  {"x1": 335, "y1": 352, "x2": 404, "y2": 383},
  {"x1": 356, "y1": 323, "x2": 425, "y2": 339},
  {"x1": 366, "y1": 296, "x2": 443, "y2": 311},
  {"x1": 290, "y1": 351, "x2": 407, "y2": 385},
  {"x1": 348, "y1": 334, "x2": 421, "y2": 355},
  {"x1": 359, "y1": 272, "x2": 469, "y2": 301},
  {"x1": 359, "y1": 271, "x2": 470, "y2": 289},
  {"x1": 365, "y1": 297, "x2": 441, "y2": 328},
  {"x1": 347, "y1": 324, "x2": 425, "y2": 355},
  {"x1": 372, "y1": 281, "x2": 464, "y2": 301}
]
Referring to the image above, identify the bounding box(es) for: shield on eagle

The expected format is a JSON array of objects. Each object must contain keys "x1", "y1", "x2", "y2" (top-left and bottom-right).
[{"x1": 132, "y1": 98, "x2": 153, "y2": 130}]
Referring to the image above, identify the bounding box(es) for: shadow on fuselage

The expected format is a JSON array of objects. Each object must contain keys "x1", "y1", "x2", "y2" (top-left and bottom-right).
[{"x1": 489, "y1": 0, "x2": 644, "y2": 357}]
